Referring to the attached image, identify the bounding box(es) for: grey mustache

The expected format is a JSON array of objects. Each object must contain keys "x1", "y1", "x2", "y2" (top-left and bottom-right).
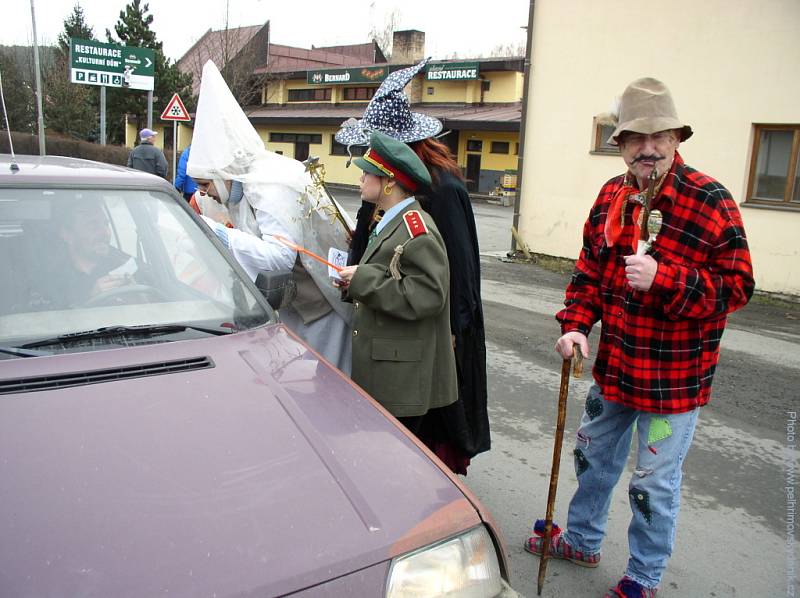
[{"x1": 633, "y1": 154, "x2": 664, "y2": 164}]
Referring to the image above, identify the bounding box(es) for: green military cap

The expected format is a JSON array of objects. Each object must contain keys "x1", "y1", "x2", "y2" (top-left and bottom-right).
[{"x1": 354, "y1": 130, "x2": 432, "y2": 193}]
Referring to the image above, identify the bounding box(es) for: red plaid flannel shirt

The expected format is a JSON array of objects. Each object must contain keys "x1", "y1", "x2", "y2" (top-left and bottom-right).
[{"x1": 557, "y1": 153, "x2": 754, "y2": 413}]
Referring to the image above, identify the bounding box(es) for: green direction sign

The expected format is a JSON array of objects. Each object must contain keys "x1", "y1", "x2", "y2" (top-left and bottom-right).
[
  {"x1": 123, "y1": 46, "x2": 155, "y2": 78},
  {"x1": 70, "y1": 38, "x2": 154, "y2": 91},
  {"x1": 425, "y1": 61, "x2": 480, "y2": 81},
  {"x1": 307, "y1": 65, "x2": 390, "y2": 85}
]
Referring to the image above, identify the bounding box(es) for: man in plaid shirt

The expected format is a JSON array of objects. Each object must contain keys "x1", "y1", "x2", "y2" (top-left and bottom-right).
[{"x1": 525, "y1": 78, "x2": 754, "y2": 598}]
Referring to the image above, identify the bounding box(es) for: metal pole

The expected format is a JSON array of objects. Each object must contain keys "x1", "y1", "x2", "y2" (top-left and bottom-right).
[
  {"x1": 147, "y1": 90, "x2": 153, "y2": 129},
  {"x1": 511, "y1": 0, "x2": 536, "y2": 253},
  {"x1": 100, "y1": 86, "x2": 106, "y2": 145},
  {"x1": 29, "y1": 0, "x2": 46, "y2": 155},
  {"x1": 172, "y1": 123, "x2": 177, "y2": 181}
]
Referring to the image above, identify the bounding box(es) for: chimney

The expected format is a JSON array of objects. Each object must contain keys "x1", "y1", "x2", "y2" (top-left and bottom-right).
[{"x1": 391, "y1": 30, "x2": 425, "y2": 64}]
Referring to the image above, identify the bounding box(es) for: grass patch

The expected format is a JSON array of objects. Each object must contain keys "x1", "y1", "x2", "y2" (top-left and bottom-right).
[
  {"x1": 751, "y1": 290, "x2": 800, "y2": 309},
  {"x1": 504, "y1": 251, "x2": 576, "y2": 275}
]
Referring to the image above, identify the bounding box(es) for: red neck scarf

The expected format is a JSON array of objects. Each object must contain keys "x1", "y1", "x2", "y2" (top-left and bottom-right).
[{"x1": 604, "y1": 170, "x2": 669, "y2": 252}]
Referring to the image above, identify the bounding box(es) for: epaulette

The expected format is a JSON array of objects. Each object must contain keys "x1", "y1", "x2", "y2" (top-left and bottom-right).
[{"x1": 403, "y1": 210, "x2": 428, "y2": 238}]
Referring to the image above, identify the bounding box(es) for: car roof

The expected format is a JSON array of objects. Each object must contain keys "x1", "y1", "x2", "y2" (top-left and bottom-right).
[{"x1": 0, "y1": 154, "x2": 175, "y2": 193}]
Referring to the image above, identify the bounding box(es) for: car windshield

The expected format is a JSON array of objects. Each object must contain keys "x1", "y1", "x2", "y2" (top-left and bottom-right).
[{"x1": 0, "y1": 187, "x2": 273, "y2": 351}]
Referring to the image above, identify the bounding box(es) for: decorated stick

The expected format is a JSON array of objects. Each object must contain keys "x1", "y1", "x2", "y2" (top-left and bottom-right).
[
  {"x1": 636, "y1": 168, "x2": 659, "y2": 255},
  {"x1": 537, "y1": 346, "x2": 583, "y2": 595},
  {"x1": 303, "y1": 156, "x2": 354, "y2": 241}
]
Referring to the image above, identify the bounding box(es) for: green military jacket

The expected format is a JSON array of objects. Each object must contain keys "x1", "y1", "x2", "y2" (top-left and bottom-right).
[{"x1": 348, "y1": 201, "x2": 458, "y2": 417}]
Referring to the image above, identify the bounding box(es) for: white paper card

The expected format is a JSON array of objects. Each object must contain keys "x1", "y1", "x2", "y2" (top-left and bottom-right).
[{"x1": 328, "y1": 248, "x2": 348, "y2": 280}]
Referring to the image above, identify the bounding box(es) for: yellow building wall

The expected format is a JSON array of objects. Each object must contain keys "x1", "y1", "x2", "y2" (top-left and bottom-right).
[
  {"x1": 422, "y1": 71, "x2": 523, "y2": 104},
  {"x1": 518, "y1": 0, "x2": 800, "y2": 295},
  {"x1": 422, "y1": 79, "x2": 467, "y2": 103},
  {"x1": 322, "y1": 132, "x2": 367, "y2": 187},
  {"x1": 263, "y1": 79, "x2": 286, "y2": 104},
  {"x1": 264, "y1": 79, "x2": 337, "y2": 105},
  {"x1": 177, "y1": 123, "x2": 193, "y2": 152},
  {"x1": 483, "y1": 72, "x2": 522, "y2": 103},
  {"x1": 124, "y1": 120, "x2": 167, "y2": 149},
  {"x1": 265, "y1": 70, "x2": 522, "y2": 106},
  {"x1": 249, "y1": 124, "x2": 327, "y2": 161},
  {"x1": 458, "y1": 130, "x2": 519, "y2": 172}
]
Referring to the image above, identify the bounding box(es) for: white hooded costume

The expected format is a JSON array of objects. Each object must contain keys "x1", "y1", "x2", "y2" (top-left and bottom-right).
[{"x1": 188, "y1": 61, "x2": 353, "y2": 373}]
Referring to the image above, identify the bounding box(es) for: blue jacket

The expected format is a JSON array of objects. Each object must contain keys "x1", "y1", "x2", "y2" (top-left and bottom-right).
[{"x1": 174, "y1": 146, "x2": 197, "y2": 195}]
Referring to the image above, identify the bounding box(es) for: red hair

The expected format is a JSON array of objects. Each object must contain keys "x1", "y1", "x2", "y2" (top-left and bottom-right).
[{"x1": 409, "y1": 137, "x2": 465, "y2": 184}]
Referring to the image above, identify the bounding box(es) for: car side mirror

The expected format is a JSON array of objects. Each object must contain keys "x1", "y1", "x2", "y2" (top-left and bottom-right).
[{"x1": 254, "y1": 270, "x2": 296, "y2": 310}]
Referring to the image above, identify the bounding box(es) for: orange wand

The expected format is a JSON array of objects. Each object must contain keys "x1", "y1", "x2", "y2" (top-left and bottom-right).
[{"x1": 268, "y1": 234, "x2": 343, "y2": 273}]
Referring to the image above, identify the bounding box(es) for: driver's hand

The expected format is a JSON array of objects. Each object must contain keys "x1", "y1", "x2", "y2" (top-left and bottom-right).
[{"x1": 91, "y1": 274, "x2": 127, "y2": 296}]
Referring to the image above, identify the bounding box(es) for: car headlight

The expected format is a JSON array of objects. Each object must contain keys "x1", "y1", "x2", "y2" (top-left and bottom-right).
[{"x1": 386, "y1": 525, "x2": 504, "y2": 598}]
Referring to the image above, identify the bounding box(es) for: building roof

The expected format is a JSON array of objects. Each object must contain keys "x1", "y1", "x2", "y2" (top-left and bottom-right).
[
  {"x1": 178, "y1": 24, "x2": 266, "y2": 96},
  {"x1": 259, "y1": 43, "x2": 387, "y2": 75},
  {"x1": 311, "y1": 42, "x2": 386, "y2": 64},
  {"x1": 244, "y1": 102, "x2": 521, "y2": 131}
]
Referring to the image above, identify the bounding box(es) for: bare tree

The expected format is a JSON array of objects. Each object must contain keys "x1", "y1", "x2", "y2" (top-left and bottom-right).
[
  {"x1": 368, "y1": 4, "x2": 400, "y2": 58},
  {"x1": 483, "y1": 41, "x2": 527, "y2": 58},
  {"x1": 180, "y1": 20, "x2": 272, "y2": 108}
]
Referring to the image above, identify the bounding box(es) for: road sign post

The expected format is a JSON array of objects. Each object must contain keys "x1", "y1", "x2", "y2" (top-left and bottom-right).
[
  {"x1": 70, "y1": 38, "x2": 156, "y2": 145},
  {"x1": 160, "y1": 94, "x2": 191, "y2": 181},
  {"x1": 70, "y1": 38, "x2": 155, "y2": 90}
]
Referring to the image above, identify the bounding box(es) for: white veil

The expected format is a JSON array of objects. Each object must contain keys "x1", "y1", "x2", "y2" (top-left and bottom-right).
[{"x1": 188, "y1": 60, "x2": 353, "y2": 323}]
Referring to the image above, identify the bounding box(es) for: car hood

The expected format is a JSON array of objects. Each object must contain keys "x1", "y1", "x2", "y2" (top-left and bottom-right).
[{"x1": 0, "y1": 325, "x2": 480, "y2": 597}]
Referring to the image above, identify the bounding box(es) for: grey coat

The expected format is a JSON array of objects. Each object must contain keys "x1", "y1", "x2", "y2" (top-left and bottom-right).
[
  {"x1": 127, "y1": 142, "x2": 168, "y2": 179},
  {"x1": 347, "y1": 201, "x2": 457, "y2": 417}
]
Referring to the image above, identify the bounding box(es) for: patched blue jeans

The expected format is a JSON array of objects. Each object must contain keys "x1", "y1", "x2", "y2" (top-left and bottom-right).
[{"x1": 563, "y1": 384, "x2": 699, "y2": 589}]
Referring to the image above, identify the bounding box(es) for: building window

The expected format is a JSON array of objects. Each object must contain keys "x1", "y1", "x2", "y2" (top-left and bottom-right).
[
  {"x1": 343, "y1": 87, "x2": 377, "y2": 101},
  {"x1": 514, "y1": 143, "x2": 519, "y2": 155},
  {"x1": 331, "y1": 139, "x2": 367, "y2": 157},
  {"x1": 466, "y1": 140, "x2": 483, "y2": 152},
  {"x1": 427, "y1": 86, "x2": 434, "y2": 95},
  {"x1": 590, "y1": 117, "x2": 619, "y2": 155},
  {"x1": 490, "y1": 141, "x2": 509, "y2": 154},
  {"x1": 746, "y1": 125, "x2": 800, "y2": 207},
  {"x1": 270, "y1": 133, "x2": 322, "y2": 144},
  {"x1": 287, "y1": 88, "x2": 331, "y2": 102},
  {"x1": 481, "y1": 80, "x2": 491, "y2": 92}
]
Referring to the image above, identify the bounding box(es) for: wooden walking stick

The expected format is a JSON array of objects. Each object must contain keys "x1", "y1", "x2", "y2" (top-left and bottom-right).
[{"x1": 537, "y1": 345, "x2": 583, "y2": 595}]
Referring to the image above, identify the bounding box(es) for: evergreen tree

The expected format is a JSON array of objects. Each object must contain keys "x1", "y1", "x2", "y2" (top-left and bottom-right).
[
  {"x1": 45, "y1": 4, "x2": 98, "y2": 140},
  {"x1": 105, "y1": 0, "x2": 192, "y2": 145},
  {"x1": 0, "y1": 49, "x2": 36, "y2": 134},
  {"x1": 58, "y1": 4, "x2": 95, "y2": 56}
]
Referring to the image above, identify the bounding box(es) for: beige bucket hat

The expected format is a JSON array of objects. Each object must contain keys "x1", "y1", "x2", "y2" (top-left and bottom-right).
[{"x1": 606, "y1": 77, "x2": 693, "y2": 146}]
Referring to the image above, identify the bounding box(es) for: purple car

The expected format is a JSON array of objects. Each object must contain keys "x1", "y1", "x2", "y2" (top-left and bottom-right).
[{"x1": 0, "y1": 155, "x2": 516, "y2": 597}]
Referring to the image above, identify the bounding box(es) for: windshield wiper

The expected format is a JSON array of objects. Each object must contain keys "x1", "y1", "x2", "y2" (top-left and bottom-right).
[
  {"x1": 0, "y1": 345, "x2": 53, "y2": 358},
  {"x1": 19, "y1": 323, "x2": 234, "y2": 349}
]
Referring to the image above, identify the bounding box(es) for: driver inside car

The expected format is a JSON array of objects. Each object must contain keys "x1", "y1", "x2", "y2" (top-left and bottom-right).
[{"x1": 32, "y1": 199, "x2": 140, "y2": 308}]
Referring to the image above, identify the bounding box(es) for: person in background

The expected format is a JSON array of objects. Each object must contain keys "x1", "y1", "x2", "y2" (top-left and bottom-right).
[
  {"x1": 336, "y1": 58, "x2": 489, "y2": 475},
  {"x1": 127, "y1": 128, "x2": 168, "y2": 180},
  {"x1": 174, "y1": 144, "x2": 197, "y2": 201},
  {"x1": 337, "y1": 131, "x2": 456, "y2": 436},
  {"x1": 524, "y1": 78, "x2": 754, "y2": 598}
]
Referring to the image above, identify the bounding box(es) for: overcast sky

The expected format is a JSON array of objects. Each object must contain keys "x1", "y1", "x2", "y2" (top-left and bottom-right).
[{"x1": 4, "y1": 0, "x2": 529, "y2": 61}]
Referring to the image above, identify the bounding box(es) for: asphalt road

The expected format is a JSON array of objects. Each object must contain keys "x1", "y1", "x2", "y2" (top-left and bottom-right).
[{"x1": 331, "y1": 188, "x2": 800, "y2": 597}]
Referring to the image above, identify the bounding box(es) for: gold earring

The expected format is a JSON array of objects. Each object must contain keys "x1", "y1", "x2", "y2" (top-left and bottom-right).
[{"x1": 383, "y1": 183, "x2": 392, "y2": 196}]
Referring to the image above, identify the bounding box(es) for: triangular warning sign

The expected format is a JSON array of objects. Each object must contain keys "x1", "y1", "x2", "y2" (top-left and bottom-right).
[{"x1": 160, "y1": 93, "x2": 191, "y2": 122}]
